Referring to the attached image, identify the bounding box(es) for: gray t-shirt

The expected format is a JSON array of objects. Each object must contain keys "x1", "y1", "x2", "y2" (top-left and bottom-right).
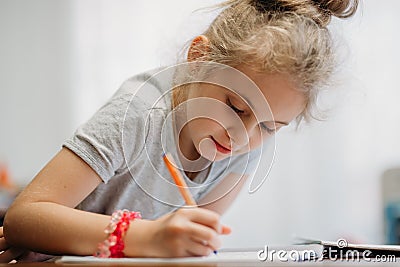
[{"x1": 63, "y1": 68, "x2": 260, "y2": 220}]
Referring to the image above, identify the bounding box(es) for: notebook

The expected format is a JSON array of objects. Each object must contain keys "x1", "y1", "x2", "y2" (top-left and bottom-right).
[
  {"x1": 55, "y1": 239, "x2": 400, "y2": 265},
  {"x1": 295, "y1": 237, "x2": 400, "y2": 260},
  {"x1": 56, "y1": 246, "x2": 319, "y2": 265}
]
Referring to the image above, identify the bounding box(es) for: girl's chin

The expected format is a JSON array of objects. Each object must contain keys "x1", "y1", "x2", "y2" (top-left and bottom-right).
[{"x1": 198, "y1": 138, "x2": 218, "y2": 161}]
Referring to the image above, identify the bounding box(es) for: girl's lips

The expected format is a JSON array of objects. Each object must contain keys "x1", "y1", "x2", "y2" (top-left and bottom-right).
[{"x1": 211, "y1": 136, "x2": 231, "y2": 154}]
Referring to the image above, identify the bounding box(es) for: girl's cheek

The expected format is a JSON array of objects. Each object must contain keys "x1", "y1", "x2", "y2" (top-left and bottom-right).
[{"x1": 249, "y1": 135, "x2": 264, "y2": 150}]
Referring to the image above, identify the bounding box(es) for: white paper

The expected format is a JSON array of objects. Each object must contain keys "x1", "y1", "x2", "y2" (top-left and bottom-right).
[{"x1": 56, "y1": 247, "x2": 320, "y2": 265}]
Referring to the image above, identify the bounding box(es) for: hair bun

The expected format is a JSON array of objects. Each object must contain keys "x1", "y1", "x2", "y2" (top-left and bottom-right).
[
  {"x1": 251, "y1": 0, "x2": 359, "y2": 26},
  {"x1": 311, "y1": 0, "x2": 359, "y2": 19},
  {"x1": 251, "y1": 0, "x2": 294, "y2": 13}
]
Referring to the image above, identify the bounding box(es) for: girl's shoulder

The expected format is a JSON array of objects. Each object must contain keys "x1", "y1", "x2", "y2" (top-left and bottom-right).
[
  {"x1": 98, "y1": 66, "x2": 173, "y2": 121},
  {"x1": 114, "y1": 67, "x2": 174, "y2": 103}
]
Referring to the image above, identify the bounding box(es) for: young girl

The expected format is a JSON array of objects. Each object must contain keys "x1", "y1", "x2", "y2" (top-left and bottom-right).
[{"x1": 0, "y1": 0, "x2": 358, "y2": 262}]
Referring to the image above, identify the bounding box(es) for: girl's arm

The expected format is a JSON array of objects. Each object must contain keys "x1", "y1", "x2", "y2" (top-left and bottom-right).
[
  {"x1": 3, "y1": 148, "x2": 110, "y2": 255},
  {"x1": 198, "y1": 173, "x2": 249, "y2": 215},
  {"x1": 4, "y1": 147, "x2": 228, "y2": 257}
]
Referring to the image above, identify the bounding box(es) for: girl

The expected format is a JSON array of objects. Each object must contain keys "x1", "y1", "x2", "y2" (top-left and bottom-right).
[{"x1": 1, "y1": 0, "x2": 358, "y2": 262}]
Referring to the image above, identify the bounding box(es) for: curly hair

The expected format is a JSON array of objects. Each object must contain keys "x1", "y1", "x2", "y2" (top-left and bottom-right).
[{"x1": 174, "y1": 0, "x2": 359, "y2": 123}]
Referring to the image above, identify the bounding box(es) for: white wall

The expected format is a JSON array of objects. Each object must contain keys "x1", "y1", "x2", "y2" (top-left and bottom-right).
[
  {"x1": 1, "y1": 0, "x2": 399, "y2": 247},
  {"x1": 0, "y1": 0, "x2": 75, "y2": 181}
]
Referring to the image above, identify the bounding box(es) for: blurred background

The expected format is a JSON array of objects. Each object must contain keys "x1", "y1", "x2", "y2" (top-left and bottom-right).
[{"x1": 1, "y1": 0, "x2": 400, "y2": 247}]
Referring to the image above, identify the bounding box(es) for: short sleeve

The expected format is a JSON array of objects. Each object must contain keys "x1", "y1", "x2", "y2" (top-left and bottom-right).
[{"x1": 63, "y1": 90, "x2": 148, "y2": 184}]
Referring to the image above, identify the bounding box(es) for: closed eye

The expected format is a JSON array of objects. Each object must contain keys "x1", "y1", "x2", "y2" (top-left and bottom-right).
[
  {"x1": 260, "y1": 122, "x2": 276, "y2": 134},
  {"x1": 227, "y1": 98, "x2": 244, "y2": 114}
]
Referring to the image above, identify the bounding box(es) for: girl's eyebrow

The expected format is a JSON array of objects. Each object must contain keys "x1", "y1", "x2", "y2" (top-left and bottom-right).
[
  {"x1": 273, "y1": 121, "x2": 289, "y2": 126},
  {"x1": 263, "y1": 120, "x2": 289, "y2": 126}
]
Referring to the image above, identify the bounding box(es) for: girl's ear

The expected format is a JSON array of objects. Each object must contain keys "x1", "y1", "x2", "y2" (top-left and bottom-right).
[{"x1": 187, "y1": 35, "x2": 210, "y2": 61}]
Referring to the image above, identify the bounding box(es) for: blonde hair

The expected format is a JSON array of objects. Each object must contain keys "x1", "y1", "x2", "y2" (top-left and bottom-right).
[{"x1": 174, "y1": 0, "x2": 359, "y2": 123}]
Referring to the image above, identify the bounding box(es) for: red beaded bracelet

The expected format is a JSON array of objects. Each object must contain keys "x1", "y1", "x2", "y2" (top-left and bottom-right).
[{"x1": 94, "y1": 209, "x2": 142, "y2": 258}]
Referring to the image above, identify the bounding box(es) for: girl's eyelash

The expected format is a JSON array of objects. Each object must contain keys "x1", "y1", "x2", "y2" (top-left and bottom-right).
[
  {"x1": 227, "y1": 98, "x2": 244, "y2": 114},
  {"x1": 260, "y1": 123, "x2": 276, "y2": 134},
  {"x1": 227, "y1": 98, "x2": 276, "y2": 134}
]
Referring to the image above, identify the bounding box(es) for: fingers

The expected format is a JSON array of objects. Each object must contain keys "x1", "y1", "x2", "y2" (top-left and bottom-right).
[
  {"x1": 0, "y1": 227, "x2": 10, "y2": 254},
  {"x1": 183, "y1": 208, "x2": 223, "y2": 233},
  {"x1": 188, "y1": 223, "x2": 221, "y2": 251},
  {"x1": 0, "y1": 227, "x2": 27, "y2": 264},
  {"x1": 0, "y1": 237, "x2": 8, "y2": 251},
  {"x1": 221, "y1": 225, "x2": 232, "y2": 235},
  {"x1": 0, "y1": 247, "x2": 25, "y2": 263},
  {"x1": 16, "y1": 251, "x2": 53, "y2": 262},
  {"x1": 185, "y1": 239, "x2": 213, "y2": 257},
  {"x1": 156, "y1": 208, "x2": 231, "y2": 257}
]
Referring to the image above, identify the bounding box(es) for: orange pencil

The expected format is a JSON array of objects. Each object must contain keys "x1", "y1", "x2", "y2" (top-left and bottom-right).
[
  {"x1": 162, "y1": 152, "x2": 197, "y2": 206},
  {"x1": 163, "y1": 153, "x2": 219, "y2": 254}
]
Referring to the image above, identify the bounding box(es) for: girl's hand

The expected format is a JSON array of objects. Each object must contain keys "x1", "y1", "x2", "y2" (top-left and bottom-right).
[
  {"x1": 0, "y1": 226, "x2": 59, "y2": 263},
  {"x1": 133, "y1": 208, "x2": 231, "y2": 257},
  {"x1": 0, "y1": 226, "x2": 25, "y2": 263}
]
